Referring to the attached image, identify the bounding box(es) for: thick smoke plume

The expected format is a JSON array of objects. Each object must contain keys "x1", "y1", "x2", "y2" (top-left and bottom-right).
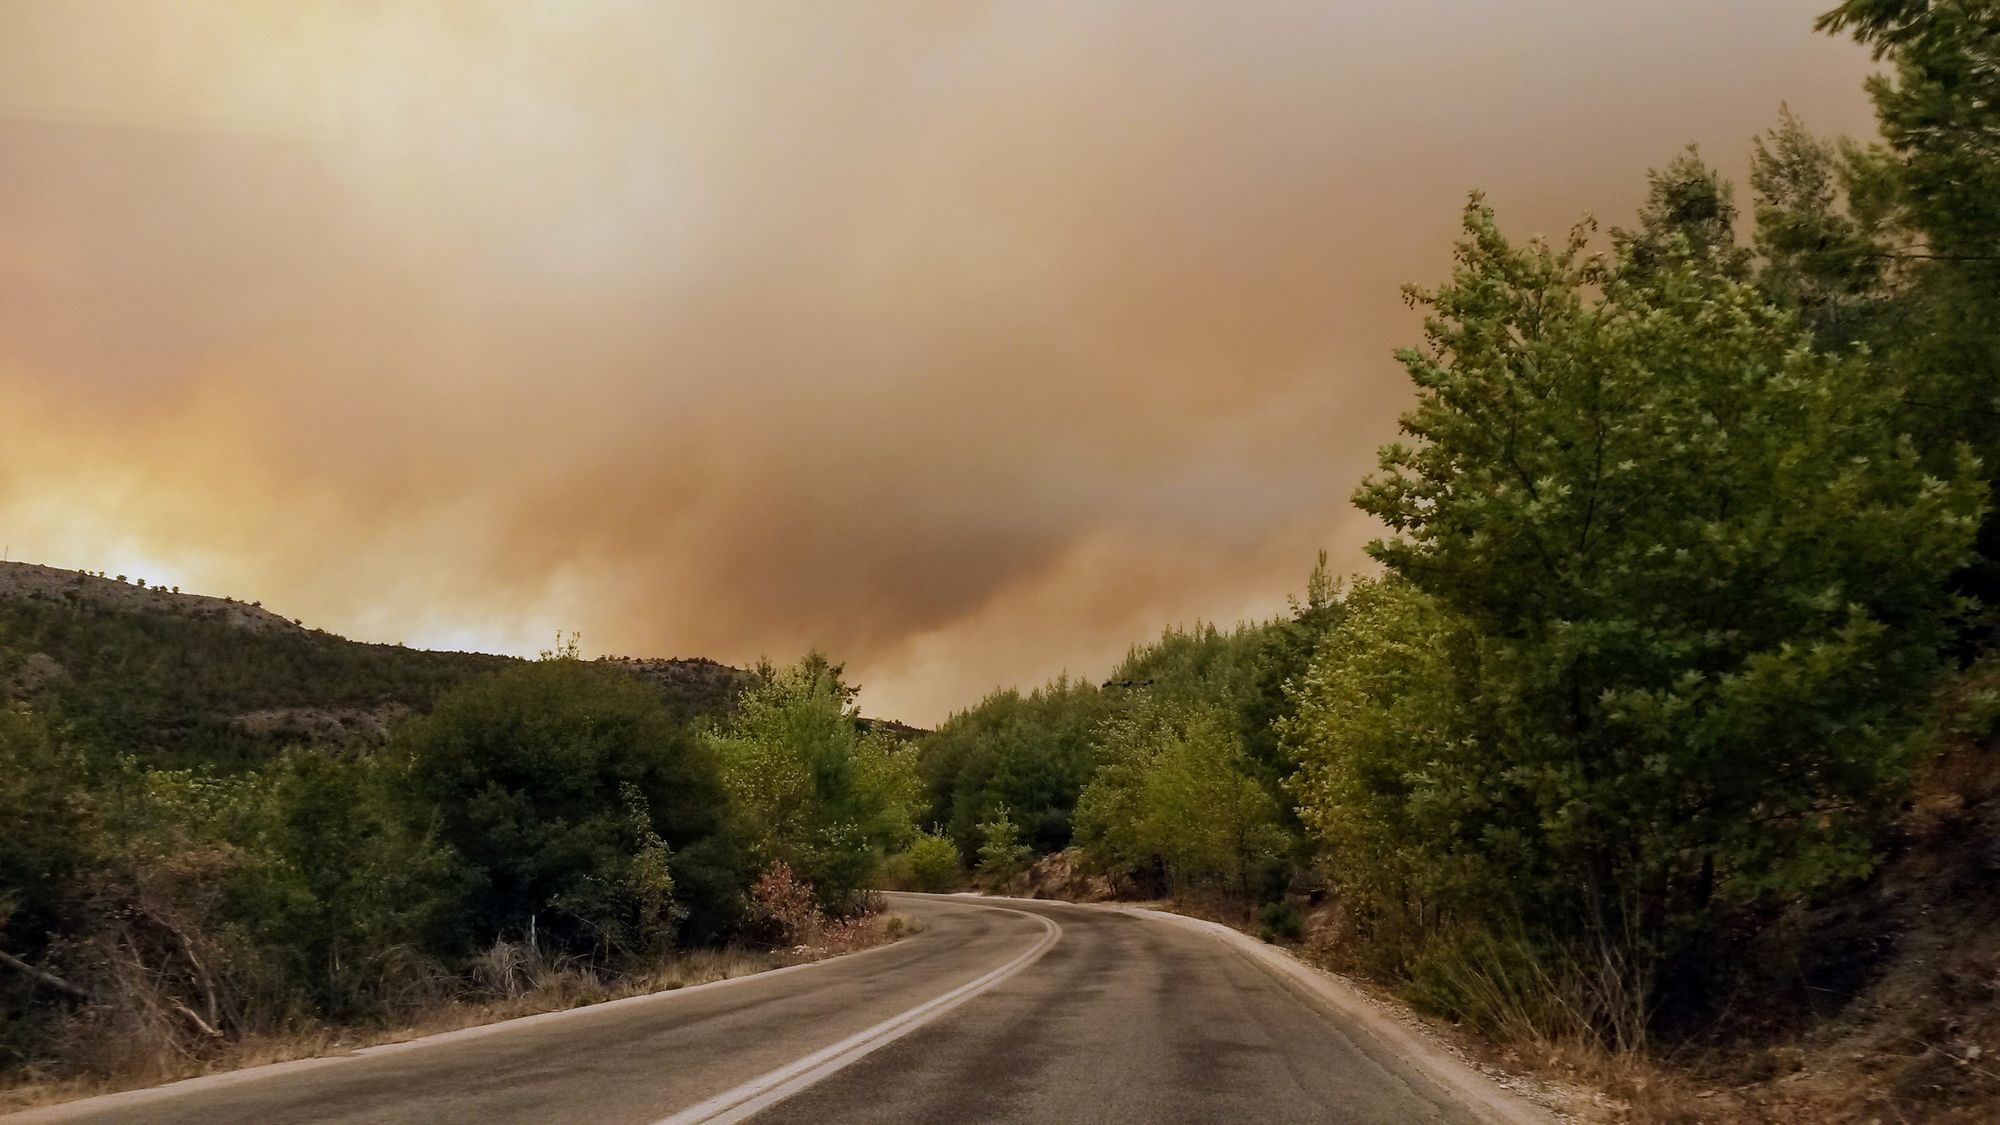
[{"x1": 0, "y1": 2, "x2": 1870, "y2": 722}]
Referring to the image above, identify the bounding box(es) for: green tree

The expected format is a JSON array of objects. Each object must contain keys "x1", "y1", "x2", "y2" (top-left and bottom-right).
[
  {"x1": 1281, "y1": 578, "x2": 1490, "y2": 966},
  {"x1": 1240, "y1": 557, "x2": 1345, "y2": 824},
  {"x1": 1818, "y1": 1, "x2": 2000, "y2": 617},
  {"x1": 706, "y1": 654, "x2": 919, "y2": 908},
  {"x1": 1821, "y1": 1, "x2": 2000, "y2": 265},
  {"x1": 974, "y1": 806, "x2": 1032, "y2": 885},
  {"x1": 1748, "y1": 108, "x2": 1906, "y2": 351},
  {"x1": 1075, "y1": 698, "x2": 1287, "y2": 900},
  {"x1": 399, "y1": 658, "x2": 744, "y2": 954},
  {"x1": 1348, "y1": 197, "x2": 1981, "y2": 958},
  {"x1": 919, "y1": 676, "x2": 1106, "y2": 859},
  {"x1": 1618, "y1": 147, "x2": 1750, "y2": 279}
]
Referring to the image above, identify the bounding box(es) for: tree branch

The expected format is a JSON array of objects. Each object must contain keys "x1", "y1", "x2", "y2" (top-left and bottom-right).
[
  {"x1": 1864, "y1": 250, "x2": 2000, "y2": 263},
  {"x1": 0, "y1": 947, "x2": 94, "y2": 1001},
  {"x1": 169, "y1": 999, "x2": 224, "y2": 1039}
]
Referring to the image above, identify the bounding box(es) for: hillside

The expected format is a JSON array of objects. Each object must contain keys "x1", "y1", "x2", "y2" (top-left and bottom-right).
[
  {"x1": 1654, "y1": 662, "x2": 2000, "y2": 1122},
  {"x1": 0, "y1": 563, "x2": 305, "y2": 636},
  {"x1": 0, "y1": 562, "x2": 758, "y2": 768}
]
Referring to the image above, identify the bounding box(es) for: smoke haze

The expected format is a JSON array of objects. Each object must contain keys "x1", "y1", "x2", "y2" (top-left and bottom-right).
[{"x1": 0, "y1": 2, "x2": 1875, "y2": 723}]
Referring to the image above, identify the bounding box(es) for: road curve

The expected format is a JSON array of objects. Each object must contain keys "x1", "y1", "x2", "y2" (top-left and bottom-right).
[{"x1": 10, "y1": 894, "x2": 1543, "y2": 1124}]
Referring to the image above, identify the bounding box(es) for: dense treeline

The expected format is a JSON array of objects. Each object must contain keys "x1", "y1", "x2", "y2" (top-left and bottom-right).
[
  {"x1": 917, "y1": 0, "x2": 2000, "y2": 1050},
  {"x1": 918, "y1": 569, "x2": 1334, "y2": 877},
  {"x1": 0, "y1": 642, "x2": 918, "y2": 1083},
  {"x1": 918, "y1": 602, "x2": 1327, "y2": 910}
]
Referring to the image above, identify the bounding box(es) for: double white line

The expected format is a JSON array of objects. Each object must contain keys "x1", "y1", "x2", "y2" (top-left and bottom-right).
[{"x1": 655, "y1": 905, "x2": 1062, "y2": 1125}]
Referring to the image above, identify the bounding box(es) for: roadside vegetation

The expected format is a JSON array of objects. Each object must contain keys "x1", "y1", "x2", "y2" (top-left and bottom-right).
[
  {"x1": 4, "y1": 3, "x2": 1997, "y2": 1121},
  {"x1": 917, "y1": 4, "x2": 2000, "y2": 1118},
  {"x1": 0, "y1": 620, "x2": 921, "y2": 1106}
]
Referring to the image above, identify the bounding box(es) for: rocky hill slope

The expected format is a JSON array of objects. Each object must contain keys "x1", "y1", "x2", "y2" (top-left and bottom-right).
[{"x1": 0, "y1": 562, "x2": 303, "y2": 635}]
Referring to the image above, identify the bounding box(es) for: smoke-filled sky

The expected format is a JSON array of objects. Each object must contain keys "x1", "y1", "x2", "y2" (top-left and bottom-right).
[{"x1": 0, "y1": 2, "x2": 1876, "y2": 724}]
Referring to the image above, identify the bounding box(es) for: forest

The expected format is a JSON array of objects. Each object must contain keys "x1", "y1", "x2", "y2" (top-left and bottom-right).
[
  {"x1": 917, "y1": 0, "x2": 2000, "y2": 1109},
  {"x1": 2, "y1": 1, "x2": 1997, "y2": 1117}
]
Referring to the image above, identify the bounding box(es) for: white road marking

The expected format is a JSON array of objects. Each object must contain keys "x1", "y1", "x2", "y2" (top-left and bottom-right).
[
  {"x1": 2, "y1": 941, "x2": 923, "y2": 1125},
  {"x1": 654, "y1": 904, "x2": 1062, "y2": 1125}
]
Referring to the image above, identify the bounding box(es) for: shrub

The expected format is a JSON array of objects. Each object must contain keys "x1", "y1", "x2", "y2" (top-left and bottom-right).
[
  {"x1": 0, "y1": 707, "x2": 101, "y2": 1061},
  {"x1": 214, "y1": 748, "x2": 462, "y2": 1020},
  {"x1": 1258, "y1": 900, "x2": 1306, "y2": 944},
  {"x1": 905, "y1": 830, "x2": 962, "y2": 892},
  {"x1": 747, "y1": 862, "x2": 822, "y2": 947}
]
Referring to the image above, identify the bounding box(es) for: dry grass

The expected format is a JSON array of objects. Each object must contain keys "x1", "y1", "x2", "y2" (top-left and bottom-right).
[
  {"x1": 0, "y1": 911, "x2": 916, "y2": 1114},
  {"x1": 1285, "y1": 896, "x2": 1999, "y2": 1125}
]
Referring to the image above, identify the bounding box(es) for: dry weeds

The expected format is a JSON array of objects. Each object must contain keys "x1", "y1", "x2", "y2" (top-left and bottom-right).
[{"x1": 0, "y1": 912, "x2": 916, "y2": 1114}]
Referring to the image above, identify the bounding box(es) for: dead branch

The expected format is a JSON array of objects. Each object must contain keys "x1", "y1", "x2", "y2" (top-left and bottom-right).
[
  {"x1": 0, "y1": 947, "x2": 95, "y2": 1001},
  {"x1": 148, "y1": 906, "x2": 222, "y2": 1028},
  {"x1": 168, "y1": 998, "x2": 223, "y2": 1039}
]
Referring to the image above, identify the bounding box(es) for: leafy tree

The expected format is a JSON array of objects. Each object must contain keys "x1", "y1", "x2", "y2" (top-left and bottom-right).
[
  {"x1": 1108, "y1": 623, "x2": 1271, "y2": 719},
  {"x1": 399, "y1": 657, "x2": 744, "y2": 954},
  {"x1": 921, "y1": 605, "x2": 1320, "y2": 898},
  {"x1": 1817, "y1": 0, "x2": 2000, "y2": 618},
  {"x1": 705, "y1": 654, "x2": 919, "y2": 908},
  {"x1": 1618, "y1": 148, "x2": 1751, "y2": 279},
  {"x1": 1346, "y1": 197, "x2": 1981, "y2": 960},
  {"x1": 1075, "y1": 698, "x2": 1287, "y2": 899},
  {"x1": 1748, "y1": 109, "x2": 1907, "y2": 351},
  {"x1": 1821, "y1": 1, "x2": 2000, "y2": 264},
  {"x1": 1283, "y1": 577, "x2": 1501, "y2": 971},
  {"x1": 1239, "y1": 556, "x2": 1345, "y2": 815}
]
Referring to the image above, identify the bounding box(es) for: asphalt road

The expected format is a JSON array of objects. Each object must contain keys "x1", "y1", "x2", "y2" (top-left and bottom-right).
[{"x1": 14, "y1": 895, "x2": 1540, "y2": 1125}]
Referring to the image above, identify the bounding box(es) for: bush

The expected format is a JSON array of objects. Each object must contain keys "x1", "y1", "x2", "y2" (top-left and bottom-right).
[
  {"x1": 904, "y1": 830, "x2": 962, "y2": 892},
  {"x1": 745, "y1": 862, "x2": 880, "y2": 953},
  {"x1": 747, "y1": 863, "x2": 822, "y2": 947},
  {"x1": 213, "y1": 748, "x2": 462, "y2": 1020},
  {"x1": 0, "y1": 715, "x2": 466, "y2": 1072},
  {"x1": 1258, "y1": 901, "x2": 1305, "y2": 944}
]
